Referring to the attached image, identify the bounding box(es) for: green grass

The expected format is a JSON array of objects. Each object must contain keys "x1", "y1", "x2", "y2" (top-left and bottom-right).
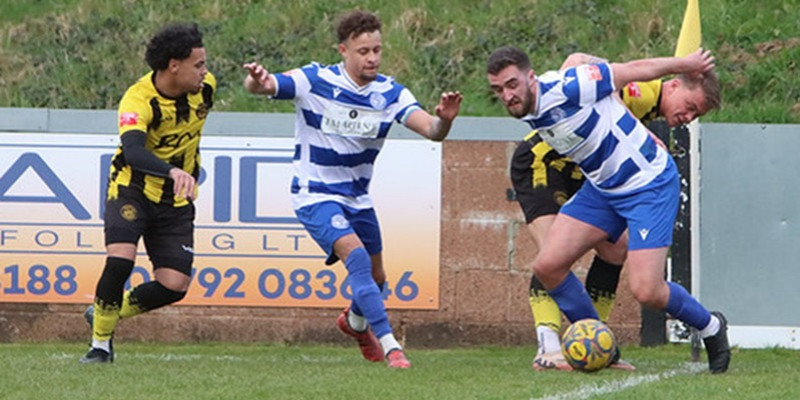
[
  {"x1": 1, "y1": 0, "x2": 798, "y2": 123},
  {"x1": 1, "y1": 342, "x2": 798, "y2": 399}
]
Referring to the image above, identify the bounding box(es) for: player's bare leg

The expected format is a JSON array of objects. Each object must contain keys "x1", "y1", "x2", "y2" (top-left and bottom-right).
[
  {"x1": 592, "y1": 234, "x2": 635, "y2": 371},
  {"x1": 627, "y1": 247, "x2": 729, "y2": 373}
]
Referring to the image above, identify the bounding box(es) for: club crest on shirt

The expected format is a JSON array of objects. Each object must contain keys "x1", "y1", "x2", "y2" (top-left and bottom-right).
[
  {"x1": 553, "y1": 191, "x2": 569, "y2": 206},
  {"x1": 120, "y1": 204, "x2": 137, "y2": 222},
  {"x1": 549, "y1": 108, "x2": 567, "y2": 123},
  {"x1": 196, "y1": 102, "x2": 210, "y2": 120},
  {"x1": 331, "y1": 214, "x2": 350, "y2": 230},
  {"x1": 369, "y1": 92, "x2": 386, "y2": 110}
]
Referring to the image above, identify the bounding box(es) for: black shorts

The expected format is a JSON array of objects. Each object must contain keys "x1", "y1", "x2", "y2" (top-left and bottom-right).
[
  {"x1": 510, "y1": 134, "x2": 585, "y2": 224},
  {"x1": 104, "y1": 185, "x2": 195, "y2": 275}
]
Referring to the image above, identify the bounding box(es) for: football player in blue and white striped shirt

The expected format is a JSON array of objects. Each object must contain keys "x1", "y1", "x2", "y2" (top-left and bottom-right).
[
  {"x1": 243, "y1": 10, "x2": 462, "y2": 369},
  {"x1": 487, "y1": 46, "x2": 730, "y2": 373}
]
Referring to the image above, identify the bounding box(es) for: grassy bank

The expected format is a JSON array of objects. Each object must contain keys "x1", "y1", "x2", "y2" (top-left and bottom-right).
[{"x1": 1, "y1": 0, "x2": 798, "y2": 122}]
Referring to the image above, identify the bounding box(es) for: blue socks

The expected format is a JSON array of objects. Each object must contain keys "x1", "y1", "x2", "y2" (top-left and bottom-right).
[
  {"x1": 348, "y1": 281, "x2": 386, "y2": 317},
  {"x1": 349, "y1": 298, "x2": 363, "y2": 316},
  {"x1": 547, "y1": 272, "x2": 599, "y2": 322},
  {"x1": 345, "y1": 247, "x2": 391, "y2": 338},
  {"x1": 665, "y1": 281, "x2": 711, "y2": 329},
  {"x1": 548, "y1": 274, "x2": 711, "y2": 330}
]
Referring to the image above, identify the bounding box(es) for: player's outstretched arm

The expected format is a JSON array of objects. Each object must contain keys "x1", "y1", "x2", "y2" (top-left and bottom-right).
[
  {"x1": 405, "y1": 91, "x2": 463, "y2": 142},
  {"x1": 611, "y1": 48, "x2": 714, "y2": 91},
  {"x1": 560, "y1": 53, "x2": 608, "y2": 70},
  {"x1": 242, "y1": 62, "x2": 277, "y2": 95}
]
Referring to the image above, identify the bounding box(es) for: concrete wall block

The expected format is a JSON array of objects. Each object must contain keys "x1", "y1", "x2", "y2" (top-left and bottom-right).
[
  {"x1": 444, "y1": 141, "x2": 511, "y2": 169},
  {"x1": 441, "y1": 220, "x2": 514, "y2": 272},
  {"x1": 454, "y1": 270, "x2": 515, "y2": 323}
]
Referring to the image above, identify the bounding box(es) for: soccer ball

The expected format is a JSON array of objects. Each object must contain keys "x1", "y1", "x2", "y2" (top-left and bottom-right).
[{"x1": 561, "y1": 318, "x2": 617, "y2": 372}]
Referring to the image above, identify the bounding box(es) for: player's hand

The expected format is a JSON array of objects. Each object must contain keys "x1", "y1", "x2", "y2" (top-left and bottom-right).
[
  {"x1": 169, "y1": 168, "x2": 197, "y2": 201},
  {"x1": 434, "y1": 91, "x2": 463, "y2": 122},
  {"x1": 243, "y1": 62, "x2": 272, "y2": 90},
  {"x1": 682, "y1": 48, "x2": 715, "y2": 78}
]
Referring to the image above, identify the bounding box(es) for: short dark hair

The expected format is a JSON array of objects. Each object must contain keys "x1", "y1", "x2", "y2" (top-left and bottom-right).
[
  {"x1": 677, "y1": 69, "x2": 722, "y2": 111},
  {"x1": 336, "y1": 10, "x2": 381, "y2": 43},
  {"x1": 145, "y1": 23, "x2": 204, "y2": 71},
  {"x1": 487, "y1": 46, "x2": 531, "y2": 75}
]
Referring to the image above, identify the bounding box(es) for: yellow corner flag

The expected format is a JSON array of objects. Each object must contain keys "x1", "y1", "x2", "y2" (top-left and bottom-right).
[{"x1": 675, "y1": 0, "x2": 701, "y2": 57}]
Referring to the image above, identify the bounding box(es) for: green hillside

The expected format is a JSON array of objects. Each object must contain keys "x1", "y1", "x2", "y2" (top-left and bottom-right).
[{"x1": 1, "y1": 0, "x2": 798, "y2": 122}]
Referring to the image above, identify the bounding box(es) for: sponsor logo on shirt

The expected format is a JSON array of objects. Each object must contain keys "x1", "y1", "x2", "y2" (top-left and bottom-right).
[
  {"x1": 119, "y1": 112, "x2": 139, "y2": 127},
  {"x1": 586, "y1": 65, "x2": 603, "y2": 81},
  {"x1": 627, "y1": 82, "x2": 642, "y2": 98},
  {"x1": 321, "y1": 103, "x2": 383, "y2": 138}
]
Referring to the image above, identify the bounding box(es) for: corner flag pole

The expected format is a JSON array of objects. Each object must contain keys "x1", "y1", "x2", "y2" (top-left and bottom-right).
[
  {"x1": 674, "y1": 0, "x2": 702, "y2": 298},
  {"x1": 674, "y1": 0, "x2": 704, "y2": 362},
  {"x1": 675, "y1": 0, "x2": 701, "y2": 58}
]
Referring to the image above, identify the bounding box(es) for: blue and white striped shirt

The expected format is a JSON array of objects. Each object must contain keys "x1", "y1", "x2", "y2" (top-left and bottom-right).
[
  {"x1": 273, "y1": 62, "x2": 422, "y2": 210},
  {"x1": 522, "y1": 63, "x2": 669, "y2": 194}
]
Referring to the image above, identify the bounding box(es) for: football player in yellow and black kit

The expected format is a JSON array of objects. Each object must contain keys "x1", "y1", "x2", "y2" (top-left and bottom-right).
[
  {"x1": 80, "y1": 23, "x2": 215, "y2": 363},
  {"x1": 512, "y1": 53, "x2": 720, "y2": 371}
]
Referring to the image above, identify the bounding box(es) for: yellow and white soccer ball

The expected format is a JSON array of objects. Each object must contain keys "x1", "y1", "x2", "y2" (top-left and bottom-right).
[{"x1": 561, "y1": 318, "x2": 617, "y2": 372}]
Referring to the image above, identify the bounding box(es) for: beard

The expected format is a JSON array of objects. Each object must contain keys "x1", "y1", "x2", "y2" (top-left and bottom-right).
[
  {"x1": 506, "y1": 89, "x2": 532, "y2": 119},
  {"x1": 359, "y1": 70, "x2": 378, "y2": 84}
]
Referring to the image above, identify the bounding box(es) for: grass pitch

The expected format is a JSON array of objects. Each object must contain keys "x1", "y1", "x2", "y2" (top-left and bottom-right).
[{"x1": 1, "y1": 342, "x2": 798, "y2": 399}]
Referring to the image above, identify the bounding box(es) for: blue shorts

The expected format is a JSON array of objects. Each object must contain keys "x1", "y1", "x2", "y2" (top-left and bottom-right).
[
  {"x1": 294, "y1": 201, "x2": 383, "y2": 265},
  {"x1": 560, "y1": 167, "x2": 680, "y2": 250}
]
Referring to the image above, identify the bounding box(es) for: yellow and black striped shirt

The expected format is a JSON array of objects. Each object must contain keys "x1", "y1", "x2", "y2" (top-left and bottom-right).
[
  {"x1": 618, "y1": 79, "x2": 662, "y2": 125},
  {"x1": 109, "y1": 71, "x2": 216, "y2": 207}
]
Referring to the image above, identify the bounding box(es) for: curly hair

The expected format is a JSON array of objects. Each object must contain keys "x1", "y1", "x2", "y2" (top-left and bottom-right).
[
  {"x1": 336, "y1": 10, "x2": 381, "y2": 43},
  {"x1": 145, "y1": 23, "x2": 204, "y2": 71}
]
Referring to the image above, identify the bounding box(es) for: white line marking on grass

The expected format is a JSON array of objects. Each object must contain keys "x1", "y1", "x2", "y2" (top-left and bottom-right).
[
  {"x1": 532, "y1": 362, "x2": 706, "y2": 400},
  {"x1": 52, "y1": 352, "x2": 347, "y2": 363},
  {"x1": 49, "y1": 352, "x2": 243, "y2": 362}
]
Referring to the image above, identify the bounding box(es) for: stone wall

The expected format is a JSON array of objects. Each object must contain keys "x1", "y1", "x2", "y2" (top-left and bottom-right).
[{"x1": 0, "y1": 140, "x2": 641, "y2": 347}]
